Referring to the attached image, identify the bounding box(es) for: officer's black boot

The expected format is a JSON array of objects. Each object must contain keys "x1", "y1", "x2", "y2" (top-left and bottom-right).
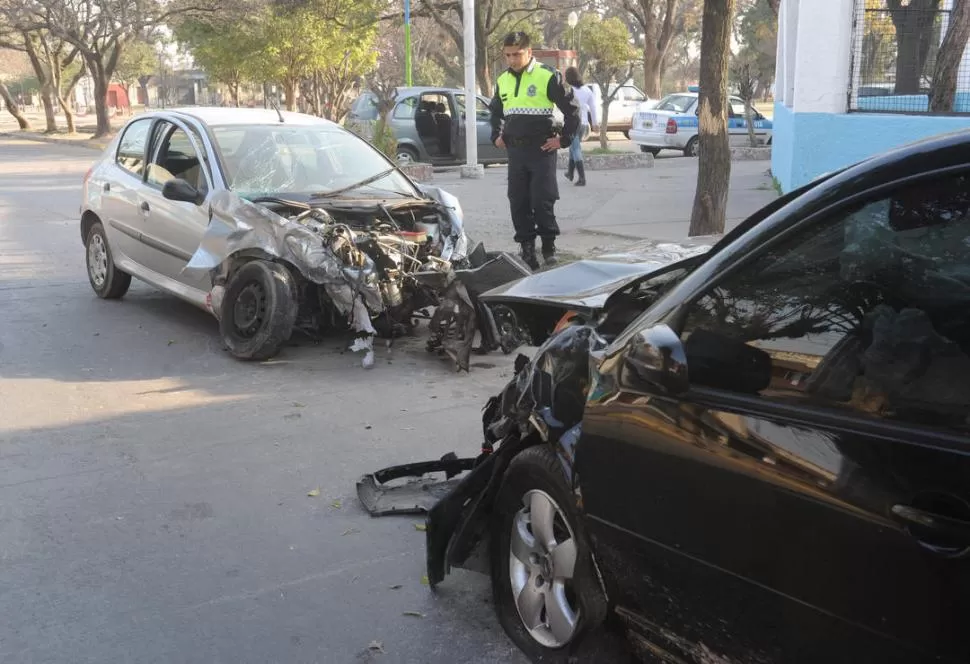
[
  {"x1": 565, "y1": 158, "x2": 575, "y2": 182},
  {"x1": 541, "y1": 237, "x2": 558, "y2": 266},
  {"x1": 575, "y1": 161, "x2": 587, "y2": 186},
  {"x1": 520, "y1": 240, "x2": 540, "y2": 271}
]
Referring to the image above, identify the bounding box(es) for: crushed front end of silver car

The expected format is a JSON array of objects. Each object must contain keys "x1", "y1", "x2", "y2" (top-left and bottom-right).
[{"x1": 183, "y1": 186, "x2": 531, "y2": 368}]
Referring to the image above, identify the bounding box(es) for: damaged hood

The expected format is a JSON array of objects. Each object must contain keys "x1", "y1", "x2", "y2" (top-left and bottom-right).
[{"x1": 480, "y1": 238, "x2": 714, "y2": 312}]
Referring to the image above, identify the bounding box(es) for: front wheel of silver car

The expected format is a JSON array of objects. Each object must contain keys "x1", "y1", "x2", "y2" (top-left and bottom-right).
[
  {"x1": 491, "y1": 445, "x2": 608, "y2": 662},
  {"x1": 85, "y1": 220, "x2": 131, "y2": 299},
  {"x1": 219, "y1": 260, "x2": 298, "y2": 361}
]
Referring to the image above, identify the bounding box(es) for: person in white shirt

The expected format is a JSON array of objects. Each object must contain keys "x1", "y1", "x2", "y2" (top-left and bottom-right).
[{"x1": 564, "y1": 66, "x2": 599, "y2": 186}]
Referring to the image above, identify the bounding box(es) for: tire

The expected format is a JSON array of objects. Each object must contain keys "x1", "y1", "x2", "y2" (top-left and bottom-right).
[
  {"x1": 85, "y1": 220, "x2": 131, "y2": 299},
  {"x1": 219, "y1": 260, "x2": 298, "y2": 361},
  {"x1": 490, "y1": 445, "x2": 608, "y2": 662},
  {"x1": 684, "y1": 136, "x2": 699, "y2": 157},
  {"x1": 639, "y1": 146, "x2": 660, "y2": 156},
  {"x1": 396, "y1": 145, "x2": 419, "y2": 165}
]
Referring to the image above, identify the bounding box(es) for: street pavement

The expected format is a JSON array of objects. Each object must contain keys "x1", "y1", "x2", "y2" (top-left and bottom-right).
[{"x1": 0, "y1": 133, "x2": 778, "y2": 664}]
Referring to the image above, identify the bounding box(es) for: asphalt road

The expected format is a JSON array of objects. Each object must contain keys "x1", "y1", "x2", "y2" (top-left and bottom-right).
[{"x1": 0, "y1": 136, "x2": 532, "y2": 663}]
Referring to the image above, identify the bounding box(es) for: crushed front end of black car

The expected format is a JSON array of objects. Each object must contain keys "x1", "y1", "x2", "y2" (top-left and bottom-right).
[{"x1": 354, "y1": 239, "x2": 712, "y2": 585}]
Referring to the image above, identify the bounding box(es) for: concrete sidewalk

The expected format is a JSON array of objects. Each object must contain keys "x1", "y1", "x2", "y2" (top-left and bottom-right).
[{"x1": 436, "y1": 159, "x2": 779, "y2": 257}]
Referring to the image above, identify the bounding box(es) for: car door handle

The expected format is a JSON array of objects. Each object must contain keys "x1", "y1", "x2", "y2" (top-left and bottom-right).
[
  {"x1": 140, "y1": 201, "x2": 150, "y2": 213},
  {"x1": 891, "y1": 504, "x2": 970, "y2": 553}
]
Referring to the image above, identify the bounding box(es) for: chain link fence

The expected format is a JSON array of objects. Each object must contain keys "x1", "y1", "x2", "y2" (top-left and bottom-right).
[{"x1": 850, "y1": 0, "x2": 970, "y2": 114}]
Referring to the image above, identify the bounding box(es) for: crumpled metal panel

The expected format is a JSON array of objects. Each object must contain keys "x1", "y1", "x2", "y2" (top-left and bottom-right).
[
  {"x1": 183, "y1": 191, "x2": 384, "y2": 316},
  {"x1": 480, "y1": 239, "x2": 713, "y2": 312},
  {"x1": 416, "y1": 184, "x2": 468, "y2": 262}
]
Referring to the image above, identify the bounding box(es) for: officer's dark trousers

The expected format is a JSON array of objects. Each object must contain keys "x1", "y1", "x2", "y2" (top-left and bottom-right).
[{"x1": 507, "y1": 145, "x2": 560, "y2": 244}]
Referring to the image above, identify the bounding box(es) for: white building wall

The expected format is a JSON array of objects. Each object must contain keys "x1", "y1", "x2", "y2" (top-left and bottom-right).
[{"x1": 792, "y1": 0, "x2": 855, "y2": 114}]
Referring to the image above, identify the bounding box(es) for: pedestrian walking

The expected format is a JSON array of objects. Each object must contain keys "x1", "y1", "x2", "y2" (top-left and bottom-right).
[
  {"x1": 563, "y1": 67, "x2": 598, "y2": 187},
  {"x1": 488, "y1": 31, "x2": 581, "y2": 270}
]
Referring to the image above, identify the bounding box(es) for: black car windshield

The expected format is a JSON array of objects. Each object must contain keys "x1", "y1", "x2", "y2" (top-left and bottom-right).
[{"x1": 209, "y1": 123, "x2": 420, "y2": 198}]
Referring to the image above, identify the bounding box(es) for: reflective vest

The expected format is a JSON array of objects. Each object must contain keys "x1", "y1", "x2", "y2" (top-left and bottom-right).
[{"x1": 496, "y1": 61, "x2": 556, "y2": 117}]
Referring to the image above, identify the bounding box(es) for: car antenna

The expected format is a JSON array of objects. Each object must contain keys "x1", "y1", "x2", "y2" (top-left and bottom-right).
[{"x1": 270, "y1": 99, "x2": 285, "y2": 123}]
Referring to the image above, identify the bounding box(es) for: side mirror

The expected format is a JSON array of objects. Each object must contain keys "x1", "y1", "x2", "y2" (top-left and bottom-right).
[
  {"x1": 622, "y1": 324, "x2": 689, "y2": 395},
  {"x1": 162, "y1": 178, "x2": 205, "y2": 206}
]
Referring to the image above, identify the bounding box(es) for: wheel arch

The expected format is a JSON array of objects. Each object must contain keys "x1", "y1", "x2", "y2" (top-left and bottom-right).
[{"x1": 81, "y1": 210, "x2": 101, "y2": 245}]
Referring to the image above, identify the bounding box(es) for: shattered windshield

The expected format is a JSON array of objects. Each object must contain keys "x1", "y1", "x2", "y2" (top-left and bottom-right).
[{"x1": 209, "y1": 123, "x2": 420, "y2": 198}]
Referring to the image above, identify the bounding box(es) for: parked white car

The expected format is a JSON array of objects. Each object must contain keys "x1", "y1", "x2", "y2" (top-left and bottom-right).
[
  {"x1": 629, "y1": 89, "x2": 773, "y2": 156},
  {"x1": 584, "y1": 82, "x2": 653, "y2": 137}
]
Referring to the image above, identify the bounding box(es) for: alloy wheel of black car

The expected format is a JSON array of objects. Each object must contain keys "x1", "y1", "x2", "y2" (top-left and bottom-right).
[
  {"x1": 490, "y1": 445, "x2": 608, "y2": 662},
  {"x1": 85, "y1": 220, "x2": 131, "y2": 299},
  {"x1": 219, "y1": 259, "x2": 297, "y2": 361}
]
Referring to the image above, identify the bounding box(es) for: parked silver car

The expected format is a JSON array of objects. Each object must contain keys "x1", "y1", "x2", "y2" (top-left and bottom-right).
[
  {"x1": 347, "y1": 87, "x2": 508, "y2": 166},
  {"x1": 79, "y1": 107, "x2": 506, "y2": 365}
]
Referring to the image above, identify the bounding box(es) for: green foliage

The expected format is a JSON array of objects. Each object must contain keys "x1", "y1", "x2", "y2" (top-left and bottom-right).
[
  {"x1": 113, "y1": 40, "x2": 157, "y2": 85},
  {"x1": 735, "y1": 0, "x2": 777, "y2": 84},
  {"x1": 414, "y1": 59, "x2": 445, "y2": 87},
  {"x1": 175, "y1": 18, "x2": 262, "y2": 90},
  {"x1": 579, "y1": 15, "x2": 637, "y2": 83},
  {"x1": 370, "y1": 118, "x2": 397, "y2": 161}
]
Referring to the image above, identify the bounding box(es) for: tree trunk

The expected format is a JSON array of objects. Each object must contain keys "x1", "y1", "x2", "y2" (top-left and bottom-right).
[
  {"x1": 890, "y1": 0, "x2": 941, "y2": 94},
  {"x1": 744, "y1": 100, "x2": 757, "y2": 147},
  {"x1": 90, "y1": 62, "x2": 112, "y2": 138},
  {"x1": 40, "y1": 85, "x2": 58, "y2": 133},
  {"x1": 284, "y1": 78, "x2": 297, "y2": 111},
  {"x1": 929, "y1": 0, "x2": 970, "y2": 112},
  {"x1": 231, "y1": 81, "x2": 240, "y2": 107},
  {"x1": 0, "y1": 83, "x2": 31, "y2": 129},
  {"x1": 57, "y1": 94, "x2": 76, "y2": 133},
  {"x1": 688, "y1": 0, "x2": 735, "y2": 237},
  {"x1": 643, "y1": 43, "x2": 664, "y2": 98}
]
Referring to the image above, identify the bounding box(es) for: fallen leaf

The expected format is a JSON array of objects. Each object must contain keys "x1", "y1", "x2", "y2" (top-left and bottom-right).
[
  {"x1": 420, "y1": 575, "x2": 430, "y2": 586},
  {"x1": 292, "y1": 402, "x2": 306, "y2": 408},
  {"x1": 342, "y1": 527, "x2": 359, "y2": 536},
  {"x1": 331, "y1": 499, "x2": 342, "y2": 509},
  {"x1": 388, "y1": 584, "x2": 403, "y2": 590},
  {"x1": 368, "y1": 640, "x2": 385, "y2": 653},
  {"x1": 364, "y1": 425, "x2": 372, "y2": 430},
  {"x1": 167, "y1": 339, "x2": 175, "y2": 345},
  {"x1": 307, "y1": 489, "x2": 320, "y2": 497},
  {"x1": 413, "y1": 523, "x2": 427, "y2": 531},
  {"x1": 402, "y1": 611, "x2": 425, "y2": 618}
]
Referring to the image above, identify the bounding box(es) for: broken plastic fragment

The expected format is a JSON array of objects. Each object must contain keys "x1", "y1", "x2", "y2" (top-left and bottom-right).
[
  {"x1": 331, "y1": 499, "x2": 342, "y2": 509},
  {"x1": 402, "y1": 611, "x2": 425, "y2": 618},
  {"x1": 420, "y1": 575, "x2": 430, "y2": 586},
  {"x1": 413, "y1": 523, "x2": 427, "y2": 532},
  {"x1": 307, "y1": 489, "x2": 320, "y2": 497}
]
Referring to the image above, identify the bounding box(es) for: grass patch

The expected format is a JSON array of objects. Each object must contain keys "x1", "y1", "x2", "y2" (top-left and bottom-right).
[
  {"x1": 585, "y1": 147, "x2": 622, "y2": 155},
  {"x1": 771, "y1": 176, "x2": 783, "y2": 195}
]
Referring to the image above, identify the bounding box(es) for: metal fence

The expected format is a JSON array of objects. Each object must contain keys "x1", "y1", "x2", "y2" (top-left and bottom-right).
[{"x1": 850, "y1": 0, "x2": 970, "y2": 114}]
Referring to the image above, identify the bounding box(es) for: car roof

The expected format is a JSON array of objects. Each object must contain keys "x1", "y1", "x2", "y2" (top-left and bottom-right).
[{"x1": 161, "y1": 107, "x2": 337, "y2": 127}]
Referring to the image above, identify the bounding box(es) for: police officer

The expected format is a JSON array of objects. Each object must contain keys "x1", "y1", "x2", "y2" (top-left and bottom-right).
[{"x1": 489, "y1": 31, "x2": 580, "y2": 269}]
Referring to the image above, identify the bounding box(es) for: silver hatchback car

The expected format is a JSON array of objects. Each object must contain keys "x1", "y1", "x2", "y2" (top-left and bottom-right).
[{"x1": 81, "y1": 107, "x2": 484, "y2": 364}]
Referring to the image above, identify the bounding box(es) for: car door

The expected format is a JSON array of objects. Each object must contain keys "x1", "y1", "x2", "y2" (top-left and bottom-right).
[
  {"x1": 99, "y1": 117, "x2": 155, "y2": 268},
  {"x1": 727, "y1": 97, "x2": 750, "y2": 146},
  {"x1": 578, "y1": 170, "x2": 970, "y2": 663},
  {"x1": 137, "y1": 118, "x2": 213, "y2": 295},
  {"x1": 453, "y1": 93, "x2": 501, "y2": 161}
]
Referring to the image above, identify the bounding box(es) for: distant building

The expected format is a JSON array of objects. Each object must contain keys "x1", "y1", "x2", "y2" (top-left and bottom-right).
[{"x1": 772, "y1": 0, "x2": 970, "y2": 193}]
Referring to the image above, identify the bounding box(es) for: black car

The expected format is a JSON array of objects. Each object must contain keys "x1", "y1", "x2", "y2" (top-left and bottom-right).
[{"x1": 360, "y1": 129, "x2": 970, "y2": 663}]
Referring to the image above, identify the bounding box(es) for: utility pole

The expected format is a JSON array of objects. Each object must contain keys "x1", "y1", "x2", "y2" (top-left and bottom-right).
[
  {"x1": 404, "y1": 0, "x2": 413, "y2": 86},
  {"x1": 461, "y1": 0, "x2": 484, "y2": 178}
]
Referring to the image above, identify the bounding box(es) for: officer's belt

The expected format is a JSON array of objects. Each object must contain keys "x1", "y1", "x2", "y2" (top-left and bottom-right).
[{"x1": 504, "y1": 136, "x2": 550, "y2": 147}]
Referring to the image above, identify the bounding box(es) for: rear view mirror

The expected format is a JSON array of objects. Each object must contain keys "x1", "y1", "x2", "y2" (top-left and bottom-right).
[
  {"x1": 623, "y1": 324, "x2": 689, "y2": 395},
  {"x1": 162, "y1": 178, "x2": 205, "y2": 206},
  {"x1": 684, "y1": 328, "x2": 771, "y2": 394}
]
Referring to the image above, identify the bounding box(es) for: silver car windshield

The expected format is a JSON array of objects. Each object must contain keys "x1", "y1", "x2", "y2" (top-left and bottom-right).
[{"x1": 209, "y1": 123, "x2": 420, "y2": 198}]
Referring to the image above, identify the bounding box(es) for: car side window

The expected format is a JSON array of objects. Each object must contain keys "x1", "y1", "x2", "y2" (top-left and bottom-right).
[
  {"x1": 116, "y1": 118, "x2": 152, "y2": 179},
  {"x1": 393, "y1": 97, "x2": 418, "y2": 119},
  {"x1": 147, "y1": 123, "x2": 207, "y2": 192},
  {"x1": 680, "y1": 172, "x2": 970, "y2": 435}
]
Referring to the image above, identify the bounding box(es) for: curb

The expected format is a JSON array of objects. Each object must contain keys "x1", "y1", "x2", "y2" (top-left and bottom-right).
[
  {"x1": 556, "y1": 151, "x2": 654, "y2": 171},
  {"x1": 0, "y1": 130, "x2": 108, "y2": 151}
]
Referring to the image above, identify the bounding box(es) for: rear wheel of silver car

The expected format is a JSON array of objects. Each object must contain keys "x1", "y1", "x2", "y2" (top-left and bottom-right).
[
  {"x1": 490, "y1": 446, "x2": 608, "y2": 662},
  {"x1": 684, "y1": 136, "x2": 699, "y2": 157},
  {"x1": 219, "y1": 260, "x2": 297, "y2": 361},
  {"x1": 85, "y1": 221, "x2": 131, "y2": 299},
  {"x1": 396, "y1": 145, "x2": 419, "y2": 165}
]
